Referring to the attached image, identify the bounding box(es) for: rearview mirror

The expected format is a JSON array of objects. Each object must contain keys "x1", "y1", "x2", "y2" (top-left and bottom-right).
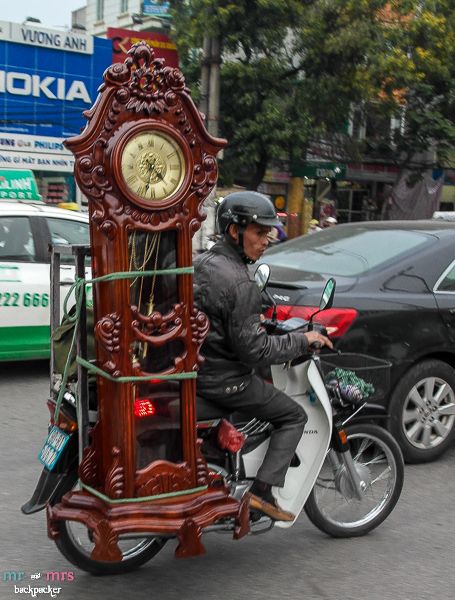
[
  {"x1": 254, "y1": 264, "x2": 271, "y2": 292},
  {"x1": 320, "y1": 278, "x2": 336, "y2": 310}
]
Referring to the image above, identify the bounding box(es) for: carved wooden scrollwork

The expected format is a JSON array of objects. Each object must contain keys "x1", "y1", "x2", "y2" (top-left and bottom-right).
[
  {"x1": 195, "y1": 439, "x2": 209, "y2": 486},
  {"x1": 79, "y1": 445, "x2": 98, "y2": 487},
  {"x1": 191, "y1": 308, "x2": 210, "y2": 366},
  {"x1": 95, "y1": 312, "x2": 122, "y2": 353},
  {"x1": 135, "y1": 460, "x2": 193, "y2": 497},
  {"x1": 192, "y1": 154, "x2": 218, "y2": 198},
  {"x1": 130, "y1": 303, "x2": 185, "y2": 346},
  {"x1": 105, "y1": 447, "x2": 125, "y2": 499},
  {"x1": 91, "y1": 519, "x2": 123, "y2": 562},
  {"x1": 175, "y1": 518, "x2": 205, "y2": 558}
]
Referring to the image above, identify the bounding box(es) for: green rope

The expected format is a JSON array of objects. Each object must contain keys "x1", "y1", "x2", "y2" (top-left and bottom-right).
[
  {"x1": 92, "y1": 266, "x2": 194, "y2": 284},
  {"x1": 53, "y1": 276, "x2": 86, "y2": 422},
  {"x1": 77, "y1": 356, "x2": 197, "y2": 382},
  {"x1": 53, "y1": 265, "x2": 196, "y2": 420},
  {"x1": 80, "y1": 482, "x2": 208, "y2": 504}
]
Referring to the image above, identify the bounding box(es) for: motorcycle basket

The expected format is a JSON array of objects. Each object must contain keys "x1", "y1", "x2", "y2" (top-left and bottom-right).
[{"x1": 320, "y1": 353, "x2": 391, "y2": 405}]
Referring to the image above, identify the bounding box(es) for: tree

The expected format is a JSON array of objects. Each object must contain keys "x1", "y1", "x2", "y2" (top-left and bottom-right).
[
  {"x1": 170, "y1": 0, "x2": 311, "y2": 188},
  {"x1": 169, "y1": 1, "x2": 455, "y2": 188},
  {"x1": 297, "y1": 0, "x2": 455, "y2": 175}
]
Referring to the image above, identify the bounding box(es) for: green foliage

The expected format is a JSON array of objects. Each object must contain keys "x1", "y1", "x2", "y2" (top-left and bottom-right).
[{"x1": 169, "y1": 0, "x2": 455, "y2": 186}]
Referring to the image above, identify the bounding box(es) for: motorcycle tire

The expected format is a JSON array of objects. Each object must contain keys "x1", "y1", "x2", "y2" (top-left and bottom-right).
[
  {"x1": 52, "y1": 480, "x2": 167, "y2": 576},
  {"x1": 304, "y1": 424, "x2": 404, "y2": 538}
]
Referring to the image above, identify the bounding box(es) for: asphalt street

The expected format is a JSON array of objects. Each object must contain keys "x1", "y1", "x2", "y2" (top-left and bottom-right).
[{"x1": 1, "y1": 360, "x2": 454, "y2": 600}]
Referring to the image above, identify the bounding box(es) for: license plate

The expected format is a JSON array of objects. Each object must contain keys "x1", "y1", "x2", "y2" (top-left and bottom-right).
[{"x1": 38, "y1": 426, "x2": 71, "y2": 471}]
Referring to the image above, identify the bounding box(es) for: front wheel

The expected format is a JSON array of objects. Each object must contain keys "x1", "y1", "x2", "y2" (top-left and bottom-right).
[{"x1": 305, "y1": 424, "x2": 404, "y2": 538}]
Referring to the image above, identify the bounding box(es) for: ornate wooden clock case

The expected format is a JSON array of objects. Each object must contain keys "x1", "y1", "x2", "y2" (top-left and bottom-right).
[{"x1": 47, "y1": 42, "x2": 250, "y2": 562}]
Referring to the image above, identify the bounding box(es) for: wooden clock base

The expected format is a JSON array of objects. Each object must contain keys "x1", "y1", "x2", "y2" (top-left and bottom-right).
[{"x1": 47, "y1": 485, "x2": 250, "y2": 561}]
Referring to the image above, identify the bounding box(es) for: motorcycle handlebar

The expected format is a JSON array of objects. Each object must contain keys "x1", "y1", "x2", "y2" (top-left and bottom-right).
[{"x1": 263, "y1": 317, "x2": 328, "y2": 338}]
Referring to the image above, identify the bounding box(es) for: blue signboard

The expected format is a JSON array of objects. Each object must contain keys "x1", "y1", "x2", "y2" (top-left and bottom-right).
[
  {"x1": 0, "y1": 36, "x2": 112, "y2": 138},
  {"x1": 143, "y1": 0, "x2": 171, "y2": 17}
]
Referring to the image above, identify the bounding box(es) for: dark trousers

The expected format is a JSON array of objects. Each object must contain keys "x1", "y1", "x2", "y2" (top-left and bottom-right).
[{"x1": 202, "y1": 375, "x2": 307, "y2": 487}]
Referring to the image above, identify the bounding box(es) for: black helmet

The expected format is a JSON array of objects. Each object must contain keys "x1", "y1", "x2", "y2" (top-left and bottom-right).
[{"x1": 217, "y1": 191, "x2": 281, "y2": 234}]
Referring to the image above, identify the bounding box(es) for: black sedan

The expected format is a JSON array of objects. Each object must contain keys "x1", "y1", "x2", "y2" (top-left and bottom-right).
[{"x1": 260, "y1": 220, "x2": 455, "y2": 462}]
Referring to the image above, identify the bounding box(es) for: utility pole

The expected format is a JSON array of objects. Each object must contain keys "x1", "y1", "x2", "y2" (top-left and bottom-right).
[
  {"x1": 199, "y1": 35, "x2": 211, "y2": 120},
  {"x1": 199, "y1": 35, "x2": 221, "y2": 137},
  {"x1": 207, "y1": 35, "x2": 221, "y2": 137},
  {"x1": 196, "y1": 33, "x2": 222, "y2": 251}
]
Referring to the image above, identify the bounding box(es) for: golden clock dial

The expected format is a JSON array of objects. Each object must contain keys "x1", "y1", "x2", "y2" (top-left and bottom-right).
[{"x1": 120, "y1": 131, "x2": 185, "y2": 202}]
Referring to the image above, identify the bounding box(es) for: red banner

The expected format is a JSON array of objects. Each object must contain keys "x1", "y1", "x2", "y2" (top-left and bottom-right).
[{"x1": 107, "y1": 27, "x2": 179, "y2": 68}]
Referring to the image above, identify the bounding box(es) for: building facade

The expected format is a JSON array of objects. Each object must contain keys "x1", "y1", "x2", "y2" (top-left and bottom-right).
[{"x1": 0, "y1": 20, "x2": 112, "y2": 205}]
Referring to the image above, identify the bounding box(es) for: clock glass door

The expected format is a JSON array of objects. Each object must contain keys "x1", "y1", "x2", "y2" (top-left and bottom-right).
[{"x1": 128, "y1": 229, "x2": 183, "y2": 468}]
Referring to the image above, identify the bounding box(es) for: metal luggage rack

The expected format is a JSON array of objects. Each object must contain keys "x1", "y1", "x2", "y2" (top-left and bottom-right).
[{"x1": 49, "y1": 243, "x2": 92, "y2": 457}]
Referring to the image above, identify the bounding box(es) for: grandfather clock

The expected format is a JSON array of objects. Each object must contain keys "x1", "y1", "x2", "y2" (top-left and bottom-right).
[{"x1": 48, "y1": 42, "x2": 249, "y2": 560}]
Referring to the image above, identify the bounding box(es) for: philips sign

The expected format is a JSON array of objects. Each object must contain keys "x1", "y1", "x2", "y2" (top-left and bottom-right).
[{"x1": 0, "y1": 30, "x2": 112, "y2": 138}]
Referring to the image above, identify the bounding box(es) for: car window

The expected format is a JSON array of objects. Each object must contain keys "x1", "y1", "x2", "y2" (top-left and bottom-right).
[
  {"x1": 0, "y1": 216, "x2": 36, "y2": 262},
  {"x1": 265, "y1": 227, "x2": 431, "y2": 276},
  {"x1": 435, "y1": 262, "x2": 455, "y2": 292},
  {"x1": 46, "y1": 217, "x2": 89, "y2": 264}
]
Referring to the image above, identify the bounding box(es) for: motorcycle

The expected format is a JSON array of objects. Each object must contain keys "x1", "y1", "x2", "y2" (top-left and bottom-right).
[{"x1": 22, "y1": 263, "x2": 404, "y2": 575}]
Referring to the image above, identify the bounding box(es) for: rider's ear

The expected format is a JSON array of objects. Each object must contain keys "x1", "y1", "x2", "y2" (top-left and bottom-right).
[{"x1": 228, "y1": 224, "x2": 239, "y2": 241}]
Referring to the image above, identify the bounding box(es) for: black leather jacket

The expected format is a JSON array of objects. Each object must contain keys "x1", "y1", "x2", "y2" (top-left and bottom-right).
[{"x1": 193, "y1": 236, "x2": 309, "y2": 397}]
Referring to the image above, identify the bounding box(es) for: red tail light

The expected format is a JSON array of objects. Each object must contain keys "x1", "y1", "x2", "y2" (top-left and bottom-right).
[
  {"x1": 265, "y1": 305, "x2": 358, "y2": 338},
  {"x1": 46, "y1": 399, "x2": 77, "y2": 432},
  {"x1": 134, "y1": 398, "x2": 156, "y2": 418}
]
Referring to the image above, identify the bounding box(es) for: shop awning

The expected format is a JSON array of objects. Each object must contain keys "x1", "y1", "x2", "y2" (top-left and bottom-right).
[{"x1": 0, "y1": 169, "x2": 42, "y2": 201}]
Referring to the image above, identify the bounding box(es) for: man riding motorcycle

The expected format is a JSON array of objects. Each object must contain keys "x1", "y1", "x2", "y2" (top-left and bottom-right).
[{"x1": 193, "y1": 191, "x2": 332, "y2": 521}]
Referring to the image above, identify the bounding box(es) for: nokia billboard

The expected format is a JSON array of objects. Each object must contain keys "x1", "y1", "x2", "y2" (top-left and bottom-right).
[{"x1": 0, "y1": 21, "x2": 112, "y2": 139}]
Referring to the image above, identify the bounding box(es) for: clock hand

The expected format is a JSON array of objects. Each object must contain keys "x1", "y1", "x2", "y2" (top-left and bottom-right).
[
  {"x1": 154, "y1": 168, "x2": 165, "y2": 182},
  {"x1": 145, "y1": 160, "x2": 158, "y2": 191}
]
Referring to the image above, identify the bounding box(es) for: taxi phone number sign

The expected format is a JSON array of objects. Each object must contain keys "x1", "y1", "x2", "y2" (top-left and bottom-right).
[{"x1": 0, "y1": 291, "x2": 49, "y2": 307}]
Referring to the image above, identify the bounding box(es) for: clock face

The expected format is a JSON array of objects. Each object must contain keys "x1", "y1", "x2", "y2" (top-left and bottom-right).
[{"x1": 120, "y1": 130, "x2": 186, "y2": 202}]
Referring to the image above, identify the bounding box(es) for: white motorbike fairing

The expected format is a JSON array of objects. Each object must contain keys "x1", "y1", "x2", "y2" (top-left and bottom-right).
[{"x1": 242, "y1": 359, "x2": 333, "y2": 528}]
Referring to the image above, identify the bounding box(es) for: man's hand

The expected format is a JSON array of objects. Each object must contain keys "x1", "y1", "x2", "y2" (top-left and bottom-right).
[{"x1": 304, "y1": 331, "x2": 333, "y2": 350}]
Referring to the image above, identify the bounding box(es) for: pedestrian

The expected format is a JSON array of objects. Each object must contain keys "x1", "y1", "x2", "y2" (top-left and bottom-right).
[{"x1": 308, "y1": 219, "x2": 322, "y2": 234}]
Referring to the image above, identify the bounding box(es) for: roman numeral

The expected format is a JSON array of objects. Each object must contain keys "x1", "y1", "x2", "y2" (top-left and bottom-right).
[{"x1": 136, "y1": 184, "x2": 147, "y2": 197}]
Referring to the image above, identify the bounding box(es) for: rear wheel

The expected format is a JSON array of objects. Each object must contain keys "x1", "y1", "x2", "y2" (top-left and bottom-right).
[
  {"x1": 305, "y1": 424, "x2": 404, "y2": 538},
  {"x1": 52, "y1": 482, "x2": 167, "y2": 575},
  {"x1": 388, "y1": 360, "x2": 455, "y2": 463}
]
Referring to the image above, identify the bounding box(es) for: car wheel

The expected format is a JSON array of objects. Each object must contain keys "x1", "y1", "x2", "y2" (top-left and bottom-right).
[{"x1": 388, "y1": 359, "x2": 455, "y2": 463}]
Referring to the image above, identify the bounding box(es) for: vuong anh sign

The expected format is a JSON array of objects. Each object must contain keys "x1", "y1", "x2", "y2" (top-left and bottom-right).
[{"x1": 0, "y1": 21, "x2": 112, "y2": 139}]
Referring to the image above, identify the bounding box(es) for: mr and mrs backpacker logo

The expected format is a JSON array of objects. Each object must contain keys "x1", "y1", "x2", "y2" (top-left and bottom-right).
[{"x1": 2, "y1": 570, "x2": 74, "y2": 598}]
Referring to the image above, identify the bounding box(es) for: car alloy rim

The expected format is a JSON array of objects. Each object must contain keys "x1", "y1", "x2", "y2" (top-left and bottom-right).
[{"x1": 402, "y1": 376, "x2": 455, "y2": 450}]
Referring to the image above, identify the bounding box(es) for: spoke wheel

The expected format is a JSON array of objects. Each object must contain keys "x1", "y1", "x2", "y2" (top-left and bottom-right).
[
  {"x1": 53, "y1": 482, "x2": 167, "y2": 575},
  {"x1": 389, "y1": 360, "x2": 455, "y2": 463},
  {"x1": 305, "y1": 424, "x2": 404, "y2": 538}
]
